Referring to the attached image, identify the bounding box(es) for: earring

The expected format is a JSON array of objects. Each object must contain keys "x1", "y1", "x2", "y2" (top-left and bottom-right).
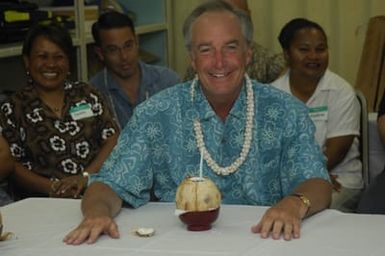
[{"x1": 26, "y1": 71, "x2": 33, "y2": 84}]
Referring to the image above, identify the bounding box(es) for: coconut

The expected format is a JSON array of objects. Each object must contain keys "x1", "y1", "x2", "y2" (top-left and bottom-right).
[
  {"x1": 175, "y1": 177, "x2": 221, "y2": 212},
  {"x1": 0, "y1": 211, "x2": 15, "y2": 241}
]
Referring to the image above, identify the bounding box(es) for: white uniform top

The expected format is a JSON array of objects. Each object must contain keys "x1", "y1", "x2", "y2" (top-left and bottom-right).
[{"x1": 271, "y1": 69, "x2": 363, "y2": 189}]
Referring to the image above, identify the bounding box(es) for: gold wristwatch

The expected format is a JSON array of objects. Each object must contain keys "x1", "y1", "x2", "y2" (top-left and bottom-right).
[{"x1": 290, "y1": 193, "x2": 311, "y2": 214}]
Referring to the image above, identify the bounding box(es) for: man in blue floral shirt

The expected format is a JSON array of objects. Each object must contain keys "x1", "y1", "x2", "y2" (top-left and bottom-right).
[{"x1": 64, "y1": 0, "x2": 331, "y2": 244}]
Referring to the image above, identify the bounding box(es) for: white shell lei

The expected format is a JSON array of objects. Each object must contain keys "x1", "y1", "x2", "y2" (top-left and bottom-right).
[{"x1": 191, "y1": 74, "x2": 254, "y2": 176}]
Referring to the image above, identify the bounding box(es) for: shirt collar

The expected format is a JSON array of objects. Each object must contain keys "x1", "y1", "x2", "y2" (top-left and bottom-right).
[
  {"x1": 137, "y1": 61, "x2": 150, "y2": 101},
  {"x1": 316, "y1": 69, "x2": 338, "y2": 91},
  {"x1": 284, "y1": 68, "x2": 336, "y2": 92},
  {"x1": 104, "y1": 68, "x2": 122, "y2": 92},
  {"x1": 105, "y1": 61, "x2": 149, "y2": 101}
]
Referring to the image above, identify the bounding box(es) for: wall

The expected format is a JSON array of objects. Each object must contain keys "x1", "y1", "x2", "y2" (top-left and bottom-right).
[
  {"x1": 170, "y1": 0, "x2": 199, "y2": 78},
  {"x1": 171, "y1": 0, "x2": 385, "y2": 85}
]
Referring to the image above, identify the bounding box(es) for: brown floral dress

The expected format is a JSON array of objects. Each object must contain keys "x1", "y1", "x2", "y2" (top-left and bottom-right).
[{"x1": 0, "y1": 81, "x2": 118, "y2": 196}]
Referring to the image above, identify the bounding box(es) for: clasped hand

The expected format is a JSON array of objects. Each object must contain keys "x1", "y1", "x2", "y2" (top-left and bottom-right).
[{"x1": 50, "y1": 175, "x2": 88, "y2": 199}]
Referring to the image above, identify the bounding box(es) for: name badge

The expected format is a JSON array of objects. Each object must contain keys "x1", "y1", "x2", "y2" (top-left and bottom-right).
[
  {"x1": 70, "y1": 103, "x2": 94, "y2": 120},
  {"x1": 309, "y1": 106, "x2": 328, "y2": 121}
]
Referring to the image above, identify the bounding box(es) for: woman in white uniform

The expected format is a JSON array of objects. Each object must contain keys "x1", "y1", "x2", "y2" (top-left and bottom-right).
[{"x1": 271, "y1": 18, "x2": 363, "y2": 212}]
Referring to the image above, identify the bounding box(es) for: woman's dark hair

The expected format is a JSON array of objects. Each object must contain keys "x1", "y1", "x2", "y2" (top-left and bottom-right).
[
  {"x1": 22, "y1": 22, "x2": 74, "y2": 65},
  {"x1": 278, "y1": 18, "x2": 327, "y2": 50},
  {"x1": 92, "y1": 11, "x2": 135, "y2": 46}
]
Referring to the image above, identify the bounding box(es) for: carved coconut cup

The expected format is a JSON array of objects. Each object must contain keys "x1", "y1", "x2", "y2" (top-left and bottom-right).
[
  {"x1": 179, "y1": 207, "x2": 220, "y2": 231},
  {"x1": 176, "y1": 177, "x2": 221, "y2": 231}
]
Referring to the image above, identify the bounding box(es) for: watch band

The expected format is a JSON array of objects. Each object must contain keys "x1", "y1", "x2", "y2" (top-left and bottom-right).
[{"x1": 290, "y1": 193, "x2": 311, "y2": 214}]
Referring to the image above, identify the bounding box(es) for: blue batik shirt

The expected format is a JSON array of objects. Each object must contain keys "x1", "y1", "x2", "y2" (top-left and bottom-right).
[
  {"x1": 90, "y1": 80, "x2": 329, "y2": 208},
  {"x1": 90, "y1": 61, "x2": 180, "y2": 129}
]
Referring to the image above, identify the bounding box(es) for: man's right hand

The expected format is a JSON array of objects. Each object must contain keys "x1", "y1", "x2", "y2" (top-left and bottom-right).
[
  {"x1": 63, "y1": 216, "x2": 120, "y2": 245},
  {"x1": 63, "y1": 182, "x2": 123, "y2": 245}
]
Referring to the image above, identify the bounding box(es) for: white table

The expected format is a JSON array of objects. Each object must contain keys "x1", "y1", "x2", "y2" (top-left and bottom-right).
[{"x1": 1, "y1": 198, "x2": 385, "y2": 256}]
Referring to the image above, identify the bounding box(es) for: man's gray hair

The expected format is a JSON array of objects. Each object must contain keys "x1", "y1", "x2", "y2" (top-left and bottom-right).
[{"x1": 182, "y1": 0, "x2": 254, "y2": 52}]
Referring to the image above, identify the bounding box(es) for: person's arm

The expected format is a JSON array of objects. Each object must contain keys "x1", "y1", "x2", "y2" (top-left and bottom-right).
[
  {"x1": 323, "y1": 135, "x2": 355, "y2": 190},
  {"x1": 0, "y1": 136, "x2": 13, "y2": 180},
  {"x1": 251, "y1": 178, "x2": 331, "y2": 241},
  {"x1": 13, "y1": 162, "x2": 53, "y2": 194},
  {"x1": 321, "y1": 85, "x2": 360, "y2": 189},
  {"x1": 13, "y1": 132, "x2": 117, "y2": 198},
  {"x1": 84, "y1": 132, "x2": 119, "y2": 173},
  {"x1": 63, "y1": 182, "x2": 122, "y2": 245},
  {"x1": 378, "y1": 115, "x2": 385, "y2": 146},
  {"x1": 53, "y1": 132, "x2": 119, "y2": 198},
  {"x1": 324, "y1": 135, "x2": 354, "y2": 170},
  {"x1": 13, "y1": 162, "x2": 78, "y2": 197},
  {"x1": 12, "y1": 132, "x2": 118, "y2": 198},
  {"x1": 378, "y1": 89, "x2": 385, "y2": 145},
  {"x1": 250, "y1": 96, "x2": 332, "y2": 241}
]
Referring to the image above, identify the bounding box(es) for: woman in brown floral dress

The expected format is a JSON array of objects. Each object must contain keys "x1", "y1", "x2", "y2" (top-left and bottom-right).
[{"x1": 0, "y1": 22, "x2": 119, "y2": 199}]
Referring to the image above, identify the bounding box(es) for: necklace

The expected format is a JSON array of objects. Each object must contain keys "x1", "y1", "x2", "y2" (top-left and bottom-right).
[
  {"x1": 191, "y1": 74, "x2": 254, "y2": 176},
  {"x1": 104, "y1": 68, "x2": 121, "y2": 130}
]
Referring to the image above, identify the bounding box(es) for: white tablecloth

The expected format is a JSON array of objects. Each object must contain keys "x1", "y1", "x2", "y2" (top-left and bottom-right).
[{"x1": 1, "y1": 198, "x2": 385, "y2": 256}]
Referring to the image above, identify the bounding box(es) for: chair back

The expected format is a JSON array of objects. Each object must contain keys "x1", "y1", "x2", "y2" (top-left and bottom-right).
[{"x1": 356, "y1": 89, "x2": 370, "y2": 187}]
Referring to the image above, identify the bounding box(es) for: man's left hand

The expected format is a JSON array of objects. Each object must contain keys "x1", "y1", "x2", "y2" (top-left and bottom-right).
[{"x1": 251, "y1": 196, "x2": 306, "y2": 240}]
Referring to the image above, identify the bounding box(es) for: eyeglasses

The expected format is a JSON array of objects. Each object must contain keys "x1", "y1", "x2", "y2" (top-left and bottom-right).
[{"x1": 102, "y1": 41, "x2": 137, "y2": 56}]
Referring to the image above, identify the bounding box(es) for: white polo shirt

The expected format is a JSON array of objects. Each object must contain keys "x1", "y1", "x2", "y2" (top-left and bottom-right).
[{"x1": 271, "y1": 69, "x2": 363, "y2": 189}]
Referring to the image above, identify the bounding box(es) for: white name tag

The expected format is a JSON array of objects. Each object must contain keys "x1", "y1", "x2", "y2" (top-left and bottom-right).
[
  {"x1": 70, "y1": 103, "x2": 94, "y2": 120},
  {"x1": 309, "y1": 106, "x2": 328, "y2": 121}
]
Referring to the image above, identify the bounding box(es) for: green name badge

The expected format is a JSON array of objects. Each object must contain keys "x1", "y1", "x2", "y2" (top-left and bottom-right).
[
  {"x1": 69, "y1": 103, "x2": 94, "y2": 120},
  {"x1": 309, "y1": 106, "x2": 328, "y2": 121}
]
